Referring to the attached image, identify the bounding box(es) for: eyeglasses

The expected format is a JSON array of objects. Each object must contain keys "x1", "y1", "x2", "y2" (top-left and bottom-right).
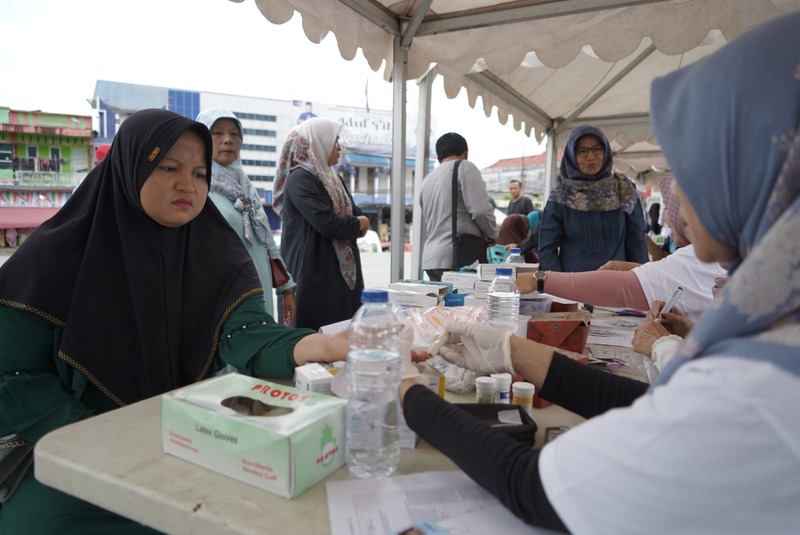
[{"x1": 575, "y1": 145, "x2": 605, "y2": 159}]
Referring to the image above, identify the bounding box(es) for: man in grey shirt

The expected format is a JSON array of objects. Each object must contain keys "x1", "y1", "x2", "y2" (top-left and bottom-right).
[{"x1": 420, "y1": 133, "x2": 499, "y2": 281}]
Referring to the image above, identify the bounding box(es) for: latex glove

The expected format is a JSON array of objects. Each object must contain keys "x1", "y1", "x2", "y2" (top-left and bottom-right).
[
  {"x1": 399, "y1": 324, "x2": 420, "y2": 380},
  {"x1": 437, "y1": 321, "x2": 515, "y2": 375}
]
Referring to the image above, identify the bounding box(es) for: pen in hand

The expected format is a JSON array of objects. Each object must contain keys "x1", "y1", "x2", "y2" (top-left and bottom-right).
[{"x1": 656, "y1": 286, "x2": 684, "y2": 324}]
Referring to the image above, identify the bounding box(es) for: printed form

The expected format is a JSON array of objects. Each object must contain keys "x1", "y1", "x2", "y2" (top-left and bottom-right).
[{"x1": 327, "y1": 471, "x2": 557, "y2": 535}]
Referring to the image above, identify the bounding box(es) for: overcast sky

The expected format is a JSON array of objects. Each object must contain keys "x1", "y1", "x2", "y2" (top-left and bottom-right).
[{"x1": 1, "y1": 0, "x2": 544, "y2": 170}]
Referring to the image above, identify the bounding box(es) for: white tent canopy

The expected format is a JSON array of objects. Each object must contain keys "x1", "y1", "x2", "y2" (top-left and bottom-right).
[{"x1": 241, "y1": 0, "x2": 800, "y2": 279}]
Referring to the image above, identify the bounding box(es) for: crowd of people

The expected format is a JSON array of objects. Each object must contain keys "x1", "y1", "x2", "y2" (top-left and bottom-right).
[{"x1": 2, "y1": 9, "x2": 799, "y2": 533}]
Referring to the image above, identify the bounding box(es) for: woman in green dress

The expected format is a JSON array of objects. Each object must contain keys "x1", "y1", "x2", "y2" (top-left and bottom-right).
[{"x1": 0, "y1": 109, "x2": 347, "y2": 533}]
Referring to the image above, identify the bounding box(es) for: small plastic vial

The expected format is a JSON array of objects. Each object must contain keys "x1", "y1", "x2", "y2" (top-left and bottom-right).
[
  {"x1": 491, "y1": 373, "x2": 512, "y2": 404},
  {"x1": 475, "y1": 376, "x2": 497, "y2": 404},
  {"x1": 512, "y1": 382, "x2": 535, "y2": 414}
]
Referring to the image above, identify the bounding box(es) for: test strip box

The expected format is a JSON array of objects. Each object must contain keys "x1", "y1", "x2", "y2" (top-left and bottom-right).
[{"x1": 162, "y1": 373, "x2": 346, "y2": 499}]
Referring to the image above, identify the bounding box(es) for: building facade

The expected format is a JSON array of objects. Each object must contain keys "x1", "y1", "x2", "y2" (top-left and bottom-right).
[
  {"x1": 91, "y1": 80, "x2": 432, "y2": 237},
  {"x1": 0, "y1": 107, "x2": 93, "y2": 247}
]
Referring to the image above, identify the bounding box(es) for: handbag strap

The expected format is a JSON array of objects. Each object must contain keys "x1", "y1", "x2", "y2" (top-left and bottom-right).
[
  {"x1": 451, "y1": 160, "x2": 464, "y2": 269},
  {"x1": 450, "y1": 159, "x2": 463, "y2": 247}
]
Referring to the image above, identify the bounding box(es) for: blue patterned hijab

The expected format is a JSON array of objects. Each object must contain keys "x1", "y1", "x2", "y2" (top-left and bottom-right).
[
  {"x1": 550, "y1": 125, "x2": 639, "y2": 212},
  {"x1": 651, "y1": 11, "x2": 800, "y2": 384}
]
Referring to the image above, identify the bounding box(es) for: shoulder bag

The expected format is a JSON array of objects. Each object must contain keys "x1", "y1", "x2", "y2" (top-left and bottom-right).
[
  {"x1": 269, "y1": 257, "x2": 291, "y2": 288},
  {"x1": 451, "y1": 160, "x2": 489, "y2": 268}
]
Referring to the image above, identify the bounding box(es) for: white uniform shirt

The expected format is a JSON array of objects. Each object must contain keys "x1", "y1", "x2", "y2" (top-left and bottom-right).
[
  {"x1": 540, "y1": 358, "x2": 800, "y2": 534},
  {"x1": 633, "y1": 244, "x2": 727, "y2": 322}
]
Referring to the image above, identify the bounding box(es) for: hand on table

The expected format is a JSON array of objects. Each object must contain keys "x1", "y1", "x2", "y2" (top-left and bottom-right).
[
  {"x1": 515, "y1": 273, "x2": 537, "y2": 294},
  {"x1": 648, "y1": 301, "x2": 694, "y2": 338},
  {"x1": 436, "y1": 321, "x2": 514, "y2": 375},
  {"x1": 631, "y1": 320, "x2": 671, "y2": 356}
]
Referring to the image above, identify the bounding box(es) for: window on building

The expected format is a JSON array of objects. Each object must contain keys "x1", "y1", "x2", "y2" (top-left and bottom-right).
[
  {"x1": 50, "y1": 147, "x2": 61, "y2": 172},
  {"x1": 242, "y1": 159, "x2": 276, "y2": 168},
  {"x1": 234, "y1": 112, "x2": 277, "y2": 122},
  {"x1": 250, "y1": 175, "x2": 275, "y2": 182},
  {"x1": 243, "y1": 128, "x2": 277, "y2": 137},
  {"x1": 25, "y1": 146, "x2": 38, "y2": 171},
  {"x1": 0, "y1": 143, "x2": 11, "y2": 170},
  {"x1": 242, "y1": 144, "x2": 277, "y2": 153}
]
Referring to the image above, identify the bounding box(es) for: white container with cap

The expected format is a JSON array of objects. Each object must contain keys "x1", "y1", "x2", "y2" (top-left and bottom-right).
[
  {"x1": 512, "y1": 381, "x2": 535, "y2": 414},
  {"x1": 490, "y1": 373, "x2": 512, "y2": 404},
  {"x1": 475, "y1": 376, "x2": 497, "y2": 404}
]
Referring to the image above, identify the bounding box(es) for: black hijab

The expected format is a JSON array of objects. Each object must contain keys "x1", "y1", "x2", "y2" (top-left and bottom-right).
[{"x1": 0, "y1": 109, "x2": 262, "y2": 406}]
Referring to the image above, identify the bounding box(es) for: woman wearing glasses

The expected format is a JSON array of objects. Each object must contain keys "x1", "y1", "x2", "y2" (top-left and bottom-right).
[{"x1": 538, "y1": 125, "x2": 648, "y2": 272}]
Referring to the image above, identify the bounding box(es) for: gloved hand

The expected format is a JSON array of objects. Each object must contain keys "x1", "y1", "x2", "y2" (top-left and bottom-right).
[
  {"x1": 399, "y1": 324, "x2": 420, "y2": 380},
  {"x1": 437, "y1": 321, "x2": 515, "y2": 375}
]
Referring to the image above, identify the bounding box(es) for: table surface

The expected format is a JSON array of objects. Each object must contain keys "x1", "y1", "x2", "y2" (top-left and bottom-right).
[
  {"x1": 34, "y1": 307, "x2": 647, "y2": 535},
  {"x1": 34, "y1": 390, "x2": 585, "y2": 535}
]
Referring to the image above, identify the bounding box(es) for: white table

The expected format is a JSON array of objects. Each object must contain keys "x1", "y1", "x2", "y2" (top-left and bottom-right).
[{"x1": 34, "y1": 391, "x2": 585, "y2": 535}]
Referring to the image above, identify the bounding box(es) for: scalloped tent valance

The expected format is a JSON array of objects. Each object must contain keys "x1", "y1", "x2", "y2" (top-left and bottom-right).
[
  {"x1": 239, "y1": 0, "x2": 800, "y2": 279},
  {"x1": 249, "y1": 0, "x2": 798, "y2": 148}
]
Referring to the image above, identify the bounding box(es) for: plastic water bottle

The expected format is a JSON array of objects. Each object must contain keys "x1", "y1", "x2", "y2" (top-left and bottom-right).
[
  {"x1": 507, "y1": 247, "x2": 524, "y2": 264},
  {"x1": 346, "y1": 289, "x2": 402, "y2": 478},
  {"x1": 485, "y1": 267, "x2": 520, "y2": 332}
]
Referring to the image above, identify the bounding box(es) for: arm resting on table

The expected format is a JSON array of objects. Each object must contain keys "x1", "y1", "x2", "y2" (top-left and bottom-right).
[
  {"x1": 545, "y1": 270, "x2": 649, "y2": 311},
  {"x1": 403, "y1": 386, "x2": 568, "y2": 533},
  {"x1": 539, "y1": 353, "x2": 649, "y2": 418}
]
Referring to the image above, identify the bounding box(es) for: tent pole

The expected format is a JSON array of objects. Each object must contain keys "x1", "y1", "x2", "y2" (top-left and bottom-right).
[
  {"x1": 543, "y1": 127, "x2": 558, "y2": 204},
  {"x1": 390, "y1": 35, "x2": 408, "y2": 283},
  {"x1": 411, "y1": 69, "x2": 435, "y2": 280}
]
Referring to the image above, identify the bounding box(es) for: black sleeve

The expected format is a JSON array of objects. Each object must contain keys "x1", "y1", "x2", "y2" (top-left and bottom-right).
[
  {"x1": 538, "y1": 353, "x2": 649, "y2": 418},
  {"x1": 517, "y1": 223, "x2": 540, "y2": 254},
  {"x1": 403, "y1": 386, "x2": 569, "y2": 533}
]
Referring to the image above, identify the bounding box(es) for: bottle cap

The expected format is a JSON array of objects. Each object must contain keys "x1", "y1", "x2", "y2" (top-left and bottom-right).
[
  {"x1": 475, "y1": 376, "x2": 497, "y2": 391},
  {"x1": 360, "y1": 289, "x2": 389, "y2": 303},
  {"x1": 495, "y1": 267, "x2": 513, "y2": 277},
  {"x1": 490, "y1": 373, "x2": 512, "y2": 390},
  {"x1": 510, "y1": 248, "x2": 521, "y2": 255},
  {"x1": 512, "y1": 381, "x2": 535, "y2": 396}
]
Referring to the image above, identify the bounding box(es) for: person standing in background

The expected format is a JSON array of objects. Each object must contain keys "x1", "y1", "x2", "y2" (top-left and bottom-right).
[
  {"x1": 196, "y1": 109, "x2": 297, "y2": 326},
  {"x1": 419, "y1": 133, "x2": 498, "y2": 281},
  {"x1": 538, "y1": 125, "x2": 648, "y2": 272},
  {"x1": 274, "y1": 118, "x2": 368, "y2": 331},
  {"x1": 506, "y1": 179, "x2": 534, "y2": 215}
]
